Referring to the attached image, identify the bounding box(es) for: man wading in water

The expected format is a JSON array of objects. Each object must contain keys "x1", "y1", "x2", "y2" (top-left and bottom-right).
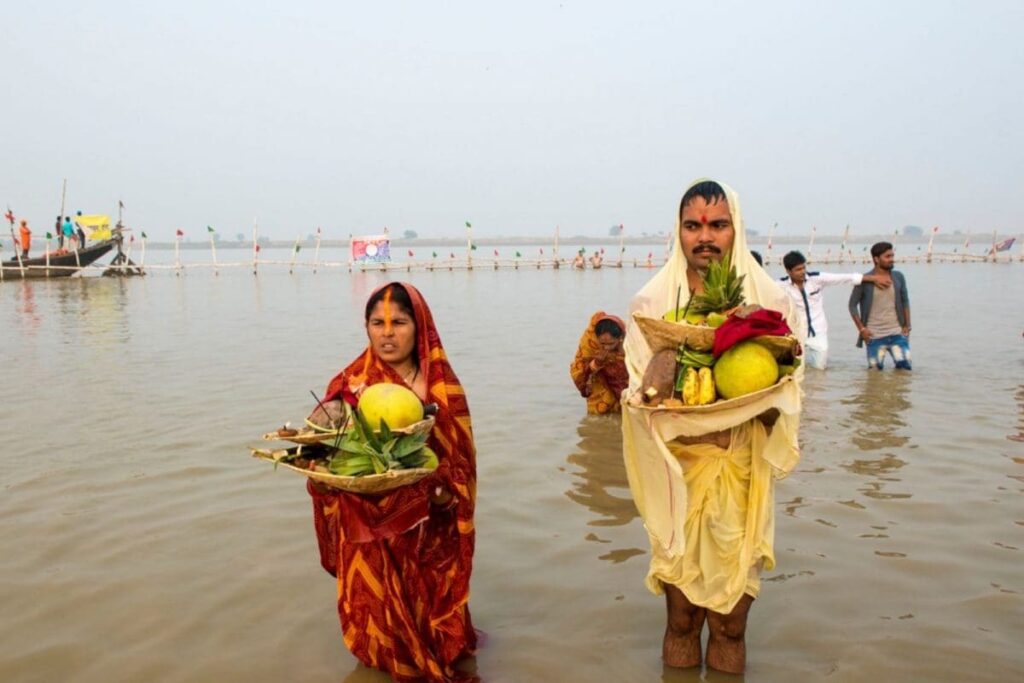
[{"x1": 622, "y1": 179, "x2": 805, "y2": 674}]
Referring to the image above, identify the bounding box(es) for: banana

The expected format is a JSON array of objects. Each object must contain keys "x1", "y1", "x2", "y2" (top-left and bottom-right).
[
  {"x1": 682, "y1": 367, "x2": 700, "y2": 406},
  {"x1": 698, "y1": 367, "x2": 716, "y2": 404}
]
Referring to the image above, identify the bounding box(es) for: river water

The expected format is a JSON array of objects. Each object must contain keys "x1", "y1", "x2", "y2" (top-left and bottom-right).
[{"x1": 1, "y1": 260, "x2": 1022, "y2": 682}]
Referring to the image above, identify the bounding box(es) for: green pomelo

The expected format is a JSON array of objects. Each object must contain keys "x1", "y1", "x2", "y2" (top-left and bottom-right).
[
  {"x1": 662, "y1": 308, "x2": 706, "y2": 325},
  {"x1": 705, "y1": 312, "x2": 727, "y2": 328},
  {"x1": 358, "y1": 383, "x2": 425, "y2": 431},
  {"x1": 713, "y1": 341, "x2": 780, "y2": 399}
]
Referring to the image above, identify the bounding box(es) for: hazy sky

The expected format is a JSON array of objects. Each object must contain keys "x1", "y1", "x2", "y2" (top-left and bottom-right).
[{"x1": 4, "y1": 1, "x2": 1022, "y2": 240}]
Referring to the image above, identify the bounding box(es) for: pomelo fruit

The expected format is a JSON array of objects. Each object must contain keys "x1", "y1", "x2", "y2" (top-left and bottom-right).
[
  {"x1": 713, "y1": 341, "x2": 780, "y2": 399},
  {"x1": 705, "y1": 312, "x2": 727, "y2": 328},
  {"x1": 358, "y1": 383, "x2": 425, "y2": 431},
  {"x1": 662, "y1": 308, "x2": 706, "y2": 325}
]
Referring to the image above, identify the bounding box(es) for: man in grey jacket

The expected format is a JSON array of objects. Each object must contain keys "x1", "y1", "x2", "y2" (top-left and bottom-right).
[{"x1": 848, "y1": 242, "x2": 912, "y2": 370}]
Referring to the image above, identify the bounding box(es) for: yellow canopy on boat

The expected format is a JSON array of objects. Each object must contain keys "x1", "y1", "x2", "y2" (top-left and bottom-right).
[{"x1": 74, "y1": 215, "x2": 112, "y2": 241}]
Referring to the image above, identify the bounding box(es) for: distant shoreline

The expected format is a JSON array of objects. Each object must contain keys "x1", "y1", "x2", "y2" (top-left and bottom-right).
[{"x1": 137, "y1": 234, "x2": 995, "y2": 249}]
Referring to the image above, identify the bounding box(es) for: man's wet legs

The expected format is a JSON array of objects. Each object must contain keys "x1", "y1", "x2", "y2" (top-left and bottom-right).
[
  {"x1": 663, "y1": 583, "x2": 705, "y2": 668},
  {"x1": 706, "y1": 593, "x2": 754, "y2": 674}
]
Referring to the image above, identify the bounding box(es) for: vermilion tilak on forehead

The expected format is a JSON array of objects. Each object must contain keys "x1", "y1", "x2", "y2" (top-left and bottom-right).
[
  {"x1": 700, "y1": 214, "x2": 708, "y2": 224},
  {"x1": 383, "y1": 288, "x2": 393, "y2": 334}
]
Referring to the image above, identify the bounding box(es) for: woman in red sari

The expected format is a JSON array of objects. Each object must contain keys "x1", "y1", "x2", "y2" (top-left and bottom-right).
[{"x1": 307, "y1": 282, "x2": 477, "y2": 682}]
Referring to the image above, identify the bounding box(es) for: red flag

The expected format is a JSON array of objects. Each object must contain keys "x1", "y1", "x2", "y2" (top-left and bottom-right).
[
  {"x1": 493, "y1": 249, "x2": 499, "y2": 257},
  {"x1": 176, "y1": 229, "x2": 184, "y2": 237},
  {"x1": 407, "y1": 249, "x2": 414, "y2": 257},
  {"x1": 619, "y1": 223, "x2": 624, "y2": 232},
  {"x1": 449, "y1": 252, "x2": 455, "y2": 259},
  {"x1": 130, "y1": 234, "x2": 135, "y2": 243},
  {"x1": 647, "y1": 252, "x2": 652, "y2": 259},
  {"x1": 4, "y1": 209, "x2": 14, "y2": 224},
  {"x1": 539, "y1": 248, "x2": 544, "y2": 254},
  {"x1": 255, "y1": 244, "x2": 261, "y2": 253},
  {"x1": 316, "y1": 226, "x2": 322, "y2": 234}
]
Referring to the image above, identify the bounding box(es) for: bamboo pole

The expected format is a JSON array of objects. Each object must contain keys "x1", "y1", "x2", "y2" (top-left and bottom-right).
[
  {"x1": 766, "y1": 222, "x2": 776, "y2": 265},
  {"x1": 175, "y1": 231, "x2": 182, "y2": 275},
  {"x1": 617, "y1": 223, "x2": 625, "y2": 267},
  {"x1": 807, "y1": 225, "x2": 816, "y2": 262},
  {"x1": 289, "y1": 236, "x2": 300, "y2": 274},
  {"x1": 208, "y1": 227, "x2": 219, "y2": 276},
  {"x1": 925, "y1": 226, "x2": 938, "y2": 263},
  {"x1": 252, "y1": 221, "x2": 259, "y2": 275},
  {"x1": 45, "y1": 235, "x2": 51, "y2": 277},
  {"x1": 466, "y1": 223, "x2": 473, "y2": 270},
  {"x1": 140, "y1": 233, "x2": 147, "y2": 272},
  {"x1": 313, "y1": 227, "x2": 322, "y2": 273}
]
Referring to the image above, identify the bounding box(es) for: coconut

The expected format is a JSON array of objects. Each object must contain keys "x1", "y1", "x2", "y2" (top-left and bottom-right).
[
  {"x1": 357, "y1": 383, "x2": 425, "y2": 431},
  {"x1": 713, "y1": 341, "x2": 780, "y2": 400}
]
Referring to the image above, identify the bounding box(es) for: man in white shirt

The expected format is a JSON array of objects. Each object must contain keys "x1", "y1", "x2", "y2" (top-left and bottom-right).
[{"x1": 781, "y1": 250, "x2": 888, "y2": 369}]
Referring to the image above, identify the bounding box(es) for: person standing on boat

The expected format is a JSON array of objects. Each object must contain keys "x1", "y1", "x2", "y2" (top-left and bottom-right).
[
  {"x1": 19, "y1": 219, "x2": 31, "y2": 258},
  {"x1": 55, "y1": 216, "x2": 64, "y2": 249},
  {"x1": 62, "y1": 217, "x2": 75, "y2": 251}
]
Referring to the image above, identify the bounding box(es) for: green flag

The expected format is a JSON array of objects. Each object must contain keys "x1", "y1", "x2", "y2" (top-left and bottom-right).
[
  {"x1": 46, "y1": 232, "x2": 53, "y2": 239},
  {"x1": 470, "y1": 243, "x2": 477, "y2": 250},
  {"x1": 141, "y1": 231, "x2": 147, "y2": 239},
  {"x1": 432, "y1": 251, "x2": 438, "y2": 258},
  {"x1": 294, "y1": 244, "x2": 302, "y2": 253},
  {"x1": 207, "y1": 225, "x2": 215, "y2": 233},
  {"x1": 465, "y1": 221, "x2": 472, "y2": 228},
  {"x1": 515, "y1": 251, "x2": 522, "y2": 258}
]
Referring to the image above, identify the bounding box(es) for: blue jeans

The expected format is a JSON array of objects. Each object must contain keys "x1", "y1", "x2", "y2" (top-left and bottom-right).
[{"x1": 866, "y1": 334, "x2": 912, "y2": 370}]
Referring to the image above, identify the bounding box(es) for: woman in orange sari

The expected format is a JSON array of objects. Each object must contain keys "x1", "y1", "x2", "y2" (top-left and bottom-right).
[
  {"x1": 307, "y1": 282, "x2": 477, "y2": 682},
  {"x1": 570, "y1": 311, "x2": 629, "y2": 415}
]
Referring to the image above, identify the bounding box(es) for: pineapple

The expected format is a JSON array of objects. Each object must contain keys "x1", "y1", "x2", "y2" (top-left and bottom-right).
[{"x1": 689, "y1": 254, "x2": 745, "y2": 314}]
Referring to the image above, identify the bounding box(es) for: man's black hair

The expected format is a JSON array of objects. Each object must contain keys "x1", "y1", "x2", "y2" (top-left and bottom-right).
[
  {"x1": 783, "y1": 250, "x2": 806, "y2": 271},
  {"x1": 871, "y1": 241, "x2": 893, "y2": 259},
  {"x1": 750, "y1": 250, "x2": 763, "y2": 266},
  {"x1": 595, "y1": 318, "x2": 624, "y2": 338},
  {"x1": 679, "y1": 181, "x2": 727, "y2": 215}
]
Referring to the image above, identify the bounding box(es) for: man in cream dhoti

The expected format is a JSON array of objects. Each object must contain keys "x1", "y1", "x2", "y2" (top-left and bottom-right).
[{"x1": 622, "y1": 179, "x2": 805, "y2": 674}]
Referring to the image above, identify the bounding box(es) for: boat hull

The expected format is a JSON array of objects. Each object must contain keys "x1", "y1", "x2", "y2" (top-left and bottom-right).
[{"x1": 1, "y1": 240, "x2": 116, "y2": 279}]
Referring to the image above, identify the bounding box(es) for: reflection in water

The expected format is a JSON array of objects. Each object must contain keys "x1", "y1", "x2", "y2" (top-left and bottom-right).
[
  {"x1": 1009, "y1": 385, "x2": 1024, "y2": 444},
  {"x1": 841, "y1": 371, "x2": 913, "y2": 452},
  {"x1": 839, "y1": 372, "x2": 913, "y2": 500},
  {"x1": 565, "y1": 416, "x2": 637, "y2": 528},
  {"x1": 565, "y1": 416, "x2": 647, "y2": 564}
]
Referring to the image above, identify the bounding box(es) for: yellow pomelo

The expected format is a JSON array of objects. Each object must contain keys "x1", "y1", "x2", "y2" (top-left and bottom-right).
[
  {"x1": 357, "y1": 383, "x2": 425, "y2": 431},
  {"x1": 713, "y1": 341, "x2": 780, "y2": 400}
]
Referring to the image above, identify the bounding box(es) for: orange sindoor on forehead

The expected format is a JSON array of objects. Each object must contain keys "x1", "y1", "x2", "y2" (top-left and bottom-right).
[{"x1": 383, "y1": 288, "x2": 393, "y2": 334}]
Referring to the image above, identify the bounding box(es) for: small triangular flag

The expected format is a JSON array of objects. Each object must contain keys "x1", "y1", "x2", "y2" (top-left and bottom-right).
[
  {"x1": 432, "y1": 251, "x2": 438, "y2": 258},
  {"x1": 207, "y1": 225, "x2": 215, "y2": 233},
  {"x1": 515, "y1": 251, "x2": 522, "y2": 258},
  {"x1": 141, "y1": 231, "x2": 148, "y2": 239},
  {"x1": 465, "y1": 221, "x2": 472, "y2": 228},
  {"x1": 294, "y1": 244, "x2": 302, "y2": 253},
  {"x1": 46, "y1": 231, "x2": 53, "y2": 239},
  {"x1": 470, "y1": 243, "x2": 478, "y2": 250},
  {"x1": 176, "y1": 229, "x2": 184, "y2": 237}
]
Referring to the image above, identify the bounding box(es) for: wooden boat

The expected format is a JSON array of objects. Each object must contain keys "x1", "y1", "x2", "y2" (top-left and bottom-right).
[{"x1": 1, "y1": 238, "x2": 117, "y2": 279}]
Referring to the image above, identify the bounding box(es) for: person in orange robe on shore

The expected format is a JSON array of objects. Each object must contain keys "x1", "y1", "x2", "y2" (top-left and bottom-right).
[
  {"x1": 570, "y1": 311, "x2": 629, "y2": 415},
  {"x1": 306, "y1": 282, "x2": 477, "y2": 683}
]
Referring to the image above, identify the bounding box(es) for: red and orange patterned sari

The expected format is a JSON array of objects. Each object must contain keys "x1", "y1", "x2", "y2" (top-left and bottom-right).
[
  {"x1": 308, "y1": 282, "x2": 477, "y2": 682},
  {"x1": 569, "y1": 311, "x2": 629, "y2": 415}
]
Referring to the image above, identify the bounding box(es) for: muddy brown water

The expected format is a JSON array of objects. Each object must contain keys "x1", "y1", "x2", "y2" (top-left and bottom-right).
[{"x1": 1, "y1": 261, "x2": 1022, "y2": 682}]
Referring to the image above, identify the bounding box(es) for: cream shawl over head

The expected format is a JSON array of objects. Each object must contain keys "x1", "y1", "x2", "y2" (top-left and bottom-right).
[{"x1": 621, "y1": 178, "x2": 805, "y2": 558}]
